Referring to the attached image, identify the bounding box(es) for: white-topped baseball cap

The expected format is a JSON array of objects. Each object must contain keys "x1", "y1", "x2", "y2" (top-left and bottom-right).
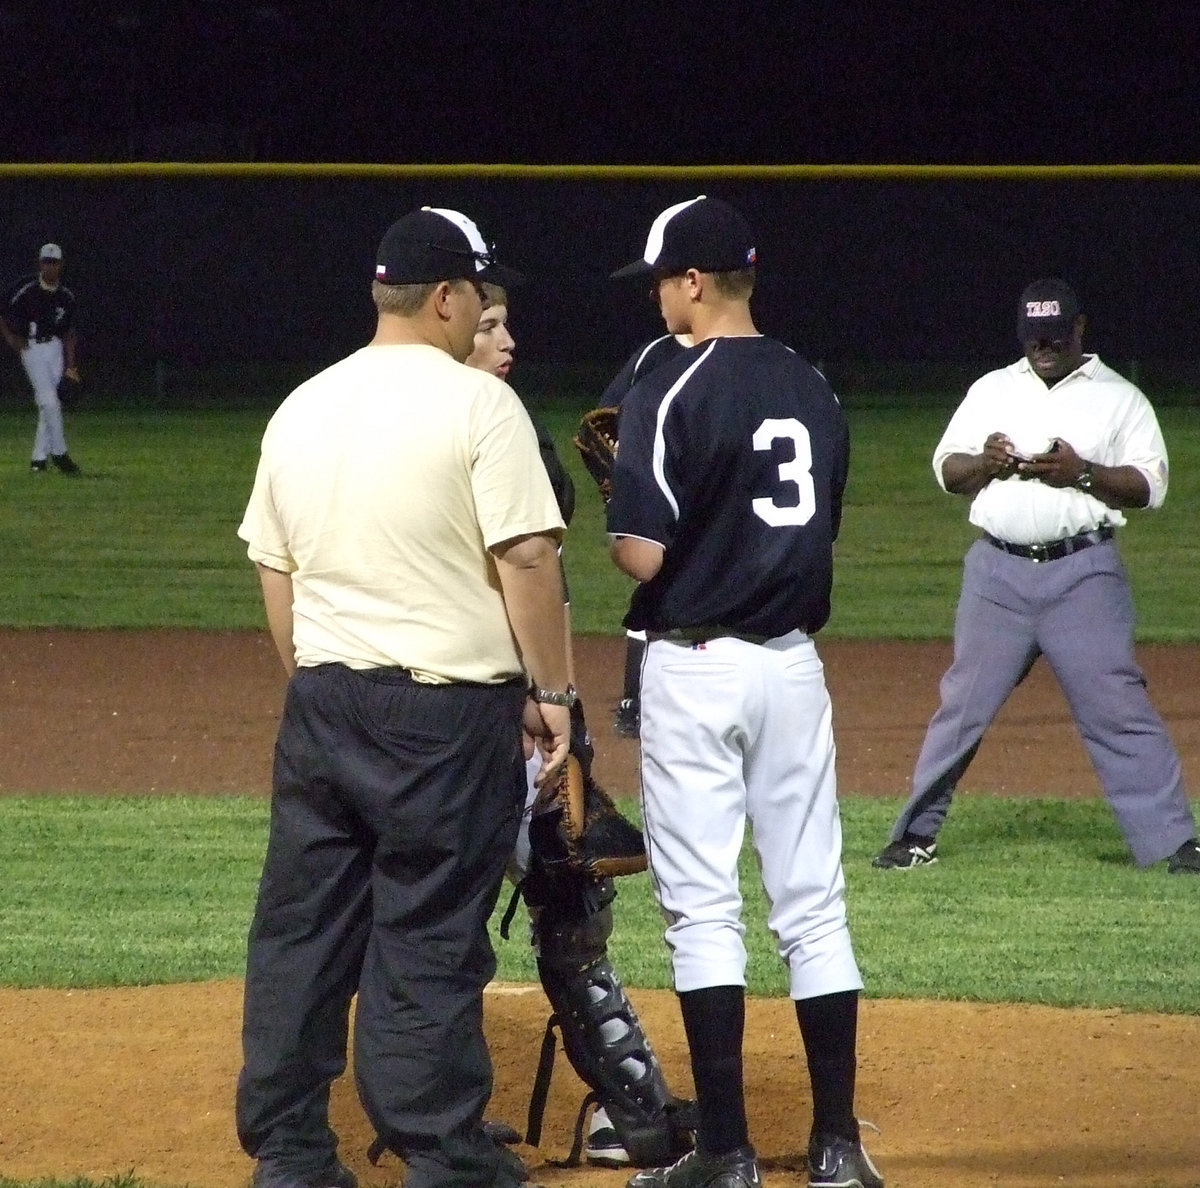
[{"x1": 39, "y1": 243, "x2": 63, "y2": 260}]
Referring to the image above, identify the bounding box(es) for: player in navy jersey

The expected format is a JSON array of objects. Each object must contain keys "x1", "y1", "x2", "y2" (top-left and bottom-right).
[
  {"x1": 2, "y1": 243, "x2": 82, "y2": 474},
  {"x1": 608, "y1": 197, "x2": 883, "y2": 1188},
  {"x1": 596, "y1": 333, "x2": 693, "y2": 740}
]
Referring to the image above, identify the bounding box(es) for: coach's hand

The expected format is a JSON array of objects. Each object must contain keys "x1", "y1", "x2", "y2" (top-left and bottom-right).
[{"x1": 522, "y1": 698, "x2": 570, "y2": 787}]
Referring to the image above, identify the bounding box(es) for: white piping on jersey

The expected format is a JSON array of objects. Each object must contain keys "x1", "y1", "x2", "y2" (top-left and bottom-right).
[
  {"x1": 633, "y1": 334, "x2": 675, "y2": 378},
  {"x1": 652, "y1": 339, "x2": 719, "y2": 520}
]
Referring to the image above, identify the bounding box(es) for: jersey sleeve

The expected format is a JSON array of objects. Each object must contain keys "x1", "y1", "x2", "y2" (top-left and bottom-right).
[
  {"x1": 238, "y1": 454, "x2": 297, "y2": 572},
  {"x1": 471, "y1": 382, "x2": 565, "y2": 549},
  {"x1": 532, "y1": 414, "x2": 576, "y2": 526},
  {"x1": 607, "y1": 384, "x2": 677, "y2": 547}
]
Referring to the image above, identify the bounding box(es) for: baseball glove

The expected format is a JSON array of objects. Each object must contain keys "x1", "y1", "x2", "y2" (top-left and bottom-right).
[
  {"x1": 572, "y1": 406, "x2": 619, "y2": 504},
  {"x1": 56, "y1": 371, "x2": 83, "y2": 411},
  {"x1": 531, "y1": 753, "x2": 647, "y2": 879}
]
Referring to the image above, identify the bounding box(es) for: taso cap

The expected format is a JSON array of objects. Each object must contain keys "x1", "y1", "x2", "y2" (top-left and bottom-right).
[
  {"x1": 1017, "y1": 278, "x2": 1081, "y2": 345},
  {"x1": 39, "y1": 243, "x2": 63, "y2": 260},
  {"x1": 611, "y1": 196, "x2": 758, "y2": 279},
  {"x1": 374, "y1": 207, "x2": 523, "y2": 287}
]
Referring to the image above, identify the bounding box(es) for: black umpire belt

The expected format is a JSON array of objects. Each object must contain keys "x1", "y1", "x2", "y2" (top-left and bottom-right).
[{"x1": 983, "y1": 525, "x2": 1114, "y2": 563}]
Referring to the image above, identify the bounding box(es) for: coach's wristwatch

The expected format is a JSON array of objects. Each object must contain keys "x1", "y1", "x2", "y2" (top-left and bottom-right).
[
  {"x1": 530, "y1": 683, "x2": 579, "y2": 707},
  {"x1": 1075, "y1": 463, "x2": 1095, "y2": 492}
]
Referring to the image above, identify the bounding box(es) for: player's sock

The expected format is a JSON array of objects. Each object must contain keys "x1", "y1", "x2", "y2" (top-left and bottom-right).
[
  {"x1": 677, "y1": 984, "x2": 750, "y2": 1155},
  {"x1": 621, "y1": 633, "x2": 646, "y2": 703},
  {"x1": 795, "y1": 990, "x2": 859, "y2": 1141}
]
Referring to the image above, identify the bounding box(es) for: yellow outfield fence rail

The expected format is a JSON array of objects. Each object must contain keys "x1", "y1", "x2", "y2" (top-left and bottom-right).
[{"x1": 1, "y1": 161, "x2": 1200, "y2": 180}]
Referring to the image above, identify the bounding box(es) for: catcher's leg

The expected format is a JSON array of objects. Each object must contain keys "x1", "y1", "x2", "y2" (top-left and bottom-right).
[{"x1": 522, "y1": 870, "x2": 695, "y2": 1168}]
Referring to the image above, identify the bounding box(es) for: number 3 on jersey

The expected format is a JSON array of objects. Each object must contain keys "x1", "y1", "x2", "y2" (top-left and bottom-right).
[{"x1": 752, "y1": 418, "x2": 816, "y2": 526}]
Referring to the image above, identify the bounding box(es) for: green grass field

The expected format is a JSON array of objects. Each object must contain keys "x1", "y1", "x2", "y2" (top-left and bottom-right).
[{"x1": 1, "y1": 402, "x2": 1197, "y2": 638}]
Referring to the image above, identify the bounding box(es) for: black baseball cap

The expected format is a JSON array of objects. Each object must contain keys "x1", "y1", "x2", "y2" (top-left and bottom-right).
[
  {"x1": 611, "y1": 196, "x2": 758, "y2": 279},
  {"x1": 375, "y1": 206, "x2": 523, "y2": 287},
  {"x1": 1017, "y1": 278, "x2": 1082, "y2": 344}
]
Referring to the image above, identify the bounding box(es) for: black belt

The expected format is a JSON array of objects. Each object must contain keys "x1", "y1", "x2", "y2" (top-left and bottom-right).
[
  {"x1": 32, "y1": 334, "x2": 58, "y2": 343},
  {"x1": 648, "y1": 626, "x2": 776, "y2": 645},
  {"x1": 984, "y1": 526, "x2": 1114, "y2": 563}
]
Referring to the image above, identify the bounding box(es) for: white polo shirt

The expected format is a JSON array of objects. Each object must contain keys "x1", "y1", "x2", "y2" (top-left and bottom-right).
[
  {"x1": 933, "y1": 354, "x2": 1170, "y2": 545},
  {"x1": 239, "y1": 343, "x2": 564, "y2": 683}
]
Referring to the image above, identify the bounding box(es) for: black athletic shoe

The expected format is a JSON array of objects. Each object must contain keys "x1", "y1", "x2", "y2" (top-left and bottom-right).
[
  {"x1": 51, "y1": 452, "x2": 81, "y2": 476},
  {"x1": 250, "y1": 1159, "x2": 357, "y2": 1188},
  {"x1": 30, "y1": 459, "x2": 47, "y2": 472},
  {"x1": 626, "y1": 1145, "x2": 760, "y2": 1188},
  {"x1": 871, "y1": 834, "x2": 937, "y2": 869},
  {"x1": 613, "y1": 697, "x2": 641, "y2": 739},
  {"x1": 1167, "y1": 838, "x2": 1200, "y2": 874},
  {"x1": 807, "y1": 1133, "x2": 884, "y2": 1188}
]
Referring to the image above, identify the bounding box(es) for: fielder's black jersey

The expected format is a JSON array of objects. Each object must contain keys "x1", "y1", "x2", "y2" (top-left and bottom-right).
[
  {"x1": 5, "y1": 277, "x2": 76, "y2": 341},
  {"x1": 608, "y1": 335, "x2": 849, "y2": 637},
  {"x1": 598, "y1": 334, "x2": 690, "y2": 408}
]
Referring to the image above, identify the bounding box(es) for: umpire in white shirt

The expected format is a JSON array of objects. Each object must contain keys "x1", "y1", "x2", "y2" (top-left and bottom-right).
[{"x1": 873, "y1": 278, "x2": 1200, "y2": 874}]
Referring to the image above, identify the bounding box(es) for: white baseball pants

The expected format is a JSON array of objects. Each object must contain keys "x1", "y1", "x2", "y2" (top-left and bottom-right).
[
  {"x1": 21, "y1": 338, "x2": 67, "y2": 460},
  {"x1": 639, "y1": 630, "x2": 862, "y2": 1000}
]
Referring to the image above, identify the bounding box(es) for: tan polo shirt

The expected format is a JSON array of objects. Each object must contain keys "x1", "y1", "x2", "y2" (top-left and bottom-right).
[{"x1": 238, "y1": 343, "x2": 564, "y2": 683}]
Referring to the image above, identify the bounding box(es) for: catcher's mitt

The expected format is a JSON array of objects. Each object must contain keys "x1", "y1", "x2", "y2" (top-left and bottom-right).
[
  {"x1": 531, "y1": 753, "x2": 647, "y2": 879},
  {"x1": 56, "y1": 371, "x2": 83, "y2": 411},
  {"x1": 572, "y1": 406, "x2": 619, "y2": 504}
]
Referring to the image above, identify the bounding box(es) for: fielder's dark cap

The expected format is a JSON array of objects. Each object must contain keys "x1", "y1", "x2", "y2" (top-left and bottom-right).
[
  {"x1": 611, "y1": 196, "x2": 758, "y2": 279},
  {"x1": 375, "y1": 206, "x2": 523, "y2": 288},
  {"x1": 1017, "y1": 278, "x2": 1082, "y2": 344}
]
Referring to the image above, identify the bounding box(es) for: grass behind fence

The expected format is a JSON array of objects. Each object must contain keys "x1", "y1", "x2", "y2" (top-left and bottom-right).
[
  {"x1": 2, "y1": 794, "x2": 1197, "y2": 1014},
  {"x1": 1, "y1": 402, "x2": 1197, "y2": 638}
]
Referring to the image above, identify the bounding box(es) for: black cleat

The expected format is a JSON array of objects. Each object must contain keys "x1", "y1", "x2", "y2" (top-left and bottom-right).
[
  {"x1": 871, "y1": 834, "x2": 937, "y2": 869},
  {"x1": 51, "y1": 452, "x2": 81, "y2": 476},
  {"x1": 30, "y1": 459, "x2": 48, "y2": 472},
  {"x1": 613, "y1": 697, "x2": 641, "y2": 739},
  {"x1": 1167, "y1": 838, "x2": 1200, "y2": 874},
  {"x1": 627, "y1": 1145, "x2": 761, "y2": 1188},
  {"x1": 808, "y1": 1132, "x2": 884, "y2": 1188}
]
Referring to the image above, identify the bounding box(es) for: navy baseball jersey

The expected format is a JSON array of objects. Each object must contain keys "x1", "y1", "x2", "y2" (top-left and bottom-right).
[
  {"x1": 599, "y1": 334, "x2": 690, "y2": 408},
  {"x1": 608, "y1": 336, "x2": 848, "y2": 637},
  {"x1": 5, "y1": 276, "x2": 76, "y2": 341}
]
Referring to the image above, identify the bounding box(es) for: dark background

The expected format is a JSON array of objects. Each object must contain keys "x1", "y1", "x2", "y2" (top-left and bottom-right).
[{"x1": 2, "y1": 3, "x2": 1199, "y2": 403}]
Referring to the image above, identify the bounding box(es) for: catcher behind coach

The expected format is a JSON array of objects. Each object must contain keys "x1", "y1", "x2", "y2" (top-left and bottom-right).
[{"x1": 462, "y1": 283, "x2": 697, "y2": 1171}]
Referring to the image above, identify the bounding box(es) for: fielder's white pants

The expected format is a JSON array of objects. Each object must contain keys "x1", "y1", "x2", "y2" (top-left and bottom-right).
[
  {"x1": 639, "y1": 630, "x2": 862, "y2": 1000},
  {"x1": 21, "y1": 338, "x2": 67, "y2": 460}
]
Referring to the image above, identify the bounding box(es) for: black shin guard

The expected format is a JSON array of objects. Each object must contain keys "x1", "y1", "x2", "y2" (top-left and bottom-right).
[{"x1": 524, "y1": 887, "x2": 695, "y2": 1167}]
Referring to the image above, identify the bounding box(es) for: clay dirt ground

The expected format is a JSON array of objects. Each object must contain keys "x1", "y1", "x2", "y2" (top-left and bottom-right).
[{"x1": 1, "y1": 630, "x2": 1198, "y2": 1188}]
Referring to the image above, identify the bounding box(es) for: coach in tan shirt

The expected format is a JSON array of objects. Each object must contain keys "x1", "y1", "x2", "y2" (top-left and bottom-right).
[{"x1": 235, "y1": 206, "x2": 570, "y2": 1188}]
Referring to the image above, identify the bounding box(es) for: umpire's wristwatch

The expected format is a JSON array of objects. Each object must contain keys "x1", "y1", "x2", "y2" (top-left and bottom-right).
[
  {"x1": 1075, "y1": 463, "x2": 1095, "y2": 492},
  {"x1": 530, "y1": 683, "x2": 579, "y2": 707}
]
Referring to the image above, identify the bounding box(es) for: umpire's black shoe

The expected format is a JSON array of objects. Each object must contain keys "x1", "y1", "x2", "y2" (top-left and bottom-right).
[
  {"x1": 871, "y1": 834, "x2": 937, "y2": 869},
  {"x1": 807, "y1": 1132, "x2": 884, "y2": 1188},
  {"x1": 1167, "y1": 837, "x2": 1200, "y2": 874},
  {"x1": 30, "y1": 459, "x2": 47, "y2": 472},
  {"x1": 626, "y1": 1145, "x2": 760, "y2": 1188},
  {"x1": 51, "y1": 452, "x2": 81, "y2": 476}
]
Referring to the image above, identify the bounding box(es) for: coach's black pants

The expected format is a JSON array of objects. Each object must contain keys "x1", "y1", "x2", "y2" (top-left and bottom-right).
[{"x1": 236, "y1": 664, "x2": 526, "y2": 1188}]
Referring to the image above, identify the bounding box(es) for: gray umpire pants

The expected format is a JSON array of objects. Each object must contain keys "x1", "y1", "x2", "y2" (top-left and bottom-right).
[
  {"x1": 889, "y1": 537, "x2": 1196, "y2": 866},
  {"x1": 236, "y1": 663, "x2": 527, "y2": 1188}
]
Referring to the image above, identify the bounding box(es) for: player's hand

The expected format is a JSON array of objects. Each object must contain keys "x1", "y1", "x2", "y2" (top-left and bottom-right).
[
  {"x1": 65, "y1": 366, "x2": 81, "y2": 381},
  {"x1": 1016, "y1": 438, "x2": 1083, "y2": 487},
  {"x1": 522, "y1": 698, "x2": 570, "y2": 787}
]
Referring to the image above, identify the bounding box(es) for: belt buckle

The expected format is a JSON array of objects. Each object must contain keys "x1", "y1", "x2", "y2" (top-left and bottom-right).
[{"x1": 1028, "y1": 541, "x2": 1050, "y2": 563}]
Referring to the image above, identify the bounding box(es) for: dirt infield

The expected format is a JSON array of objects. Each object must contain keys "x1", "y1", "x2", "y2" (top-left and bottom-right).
[{"x1": 1, "y1": 630, "x2": 1198, "y2": 1188}]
